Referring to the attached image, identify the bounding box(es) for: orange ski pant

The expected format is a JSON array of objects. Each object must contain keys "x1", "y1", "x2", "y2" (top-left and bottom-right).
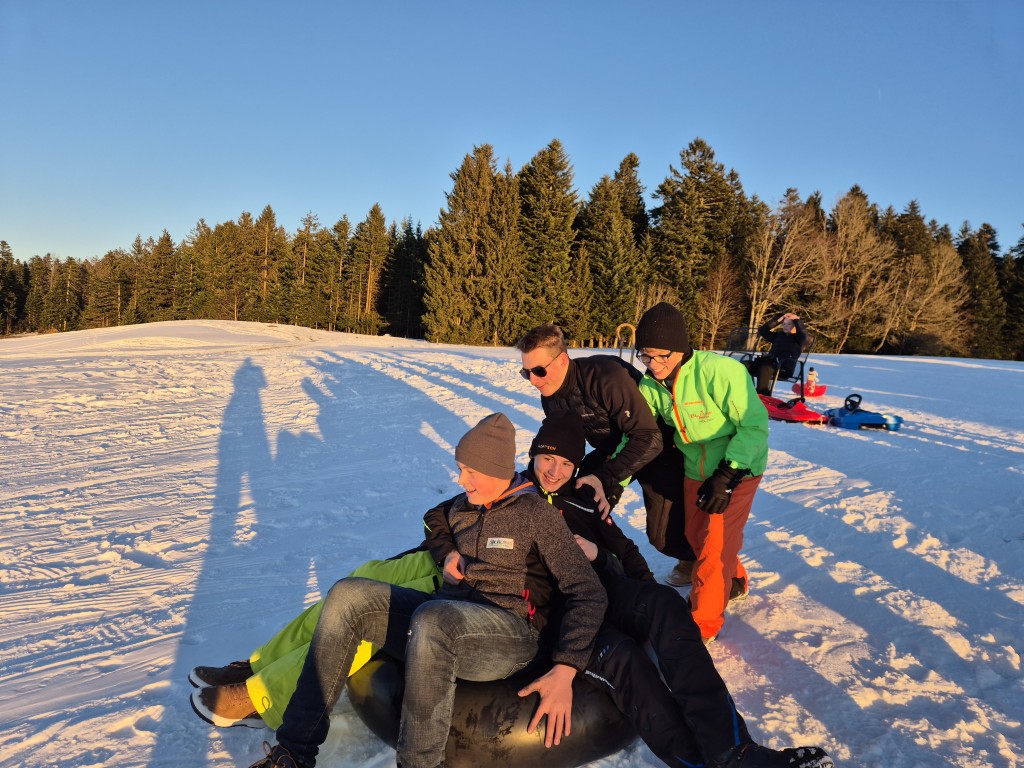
[{"x1": 683, "y1": 474, "x2": 762, "y2": 640}]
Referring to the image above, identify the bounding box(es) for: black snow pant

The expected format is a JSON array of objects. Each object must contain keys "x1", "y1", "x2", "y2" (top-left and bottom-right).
[
  {"x1": 750, "y1": 354, "x2": 798, "y2": 396},
  {"x1": 583, "y1": 573, "x2": 750, "y2": 766},
  {"x1": 635, "y1": 438, "x2": 696, "y2": 561}
]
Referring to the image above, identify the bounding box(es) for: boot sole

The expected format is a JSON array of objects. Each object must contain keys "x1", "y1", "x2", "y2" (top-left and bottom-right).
[{"x1": 190, "y1": 688, "x2": 265, "y2": 729}]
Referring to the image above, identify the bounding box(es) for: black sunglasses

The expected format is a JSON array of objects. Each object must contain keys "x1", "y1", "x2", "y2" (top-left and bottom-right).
[{"x1": 519, "y1": 352, "x2": 562, "y2": 380}]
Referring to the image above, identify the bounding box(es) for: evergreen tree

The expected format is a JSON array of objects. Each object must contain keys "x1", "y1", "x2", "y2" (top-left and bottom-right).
[
  {"x1": 41, "y1": 257, "x2": 85, "y2": 331},
  {"x1": 379, "y1": 218, "x2": 427, "y2": 338},
  {"x1": 565, "y1": 239, "x2": 594, "y2": 345},
  {"x1": 176, "y1": 220, "x2": 214, "y2": 320},
  {"x1": 1000, "y1": 228, "x2": 1024, "y2": 360},
  {"x1": 289, "y1": 212, "x2": 322, "y2": 326},
  {"x1": 423, "y1": 145, "x2": 498, "y2": 344},
  {"x1": 613, "y1": 153, "x2": 649, "y2": 248},
  {"x1": 958, "y1": 223, "x2": 1007, "y2": 358},
  {"x1": 204, "y1": 220, "x2": 244, "y2": 321},
  {"x1": 576, "y1": 175, "x2": 642, "y2": 344},
  {"x1": 301, "y1": 226, "x2": 341, "y2": 329},
  {"x1": 650, "y1": 138, "x2": 756, "y2": 339},
  {"x1": 81, "y1": 249, "x2": 134, "y2": 328},
  {"x1": 249, "y1": 208, "x2": 289, "y2": 322},
  {"x1": 481, "y1": 162, "x2": 527, "y2": 345},
  {"x1": 325, "y1": 217, "x2": 352, "y2": 332},
  {"x1": 135, "y1": 231, "x2": 177, "y2": 322},
  {"x1": 203, "y1": 212, "x2": 262, "y2": 322},
  {"x1": 24, "y1": 255, "x2": 54, "y2": 331},
  {"x1": 347, "y1": 204, "x2": 392, "y2": 335},
  {"x1": 0, "y1": 241, "x2": 29, "y2": 334},
  {"x1": 518, "y1": 139, "x2": 579, "y2": 334}
]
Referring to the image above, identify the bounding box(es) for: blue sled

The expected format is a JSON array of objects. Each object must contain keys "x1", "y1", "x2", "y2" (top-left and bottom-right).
[{"x1": 824, "y1": 394, "x2": 904, "y2": 431}]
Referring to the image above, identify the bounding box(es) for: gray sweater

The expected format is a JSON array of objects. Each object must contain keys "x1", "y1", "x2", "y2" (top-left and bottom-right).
[{"x1": 424, "y1": 476, "x2": 607, "y2": 672}]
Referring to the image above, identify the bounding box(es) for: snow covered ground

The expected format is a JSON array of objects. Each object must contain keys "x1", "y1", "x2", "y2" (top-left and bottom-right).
[{"x1": 1, "y1": 320, "x2": 1021, "y2": 768}]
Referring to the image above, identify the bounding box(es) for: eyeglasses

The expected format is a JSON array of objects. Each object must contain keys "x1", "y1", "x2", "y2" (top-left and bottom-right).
[
  {"x1": 520, "y1": 352, "x2": 562, "y2": 380},
  {"x1": 638, "y1": 351, "x2": 674, "y2": 365}
]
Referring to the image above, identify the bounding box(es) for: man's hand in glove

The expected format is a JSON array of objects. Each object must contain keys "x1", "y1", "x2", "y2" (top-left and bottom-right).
[{"x1": 696, "y1": 461, "x2": 749, "y2": 514}]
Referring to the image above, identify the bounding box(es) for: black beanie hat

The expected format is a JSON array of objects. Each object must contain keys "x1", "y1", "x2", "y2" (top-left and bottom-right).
[
  {"x1": 635, "y1": 302, "x2": 691, "y2": 355},
  {"x1": 455, "y1": 413, "x2": 517, "y2": 480},
  {"x1": 529, "y1": 412, "x2": 586, "y2": 469}
]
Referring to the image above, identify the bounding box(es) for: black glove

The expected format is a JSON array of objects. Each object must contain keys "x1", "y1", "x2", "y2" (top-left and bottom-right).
[{"x1": 696, "y1": 461, "x2": 749, "y2": 514}]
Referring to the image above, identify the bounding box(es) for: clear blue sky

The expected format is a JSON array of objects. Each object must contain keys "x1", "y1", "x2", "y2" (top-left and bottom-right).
[{"x1": 2, "y1": 0, "x2": 1022, "y2": 262}]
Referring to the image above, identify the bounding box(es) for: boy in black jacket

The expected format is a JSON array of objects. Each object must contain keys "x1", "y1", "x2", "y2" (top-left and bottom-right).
[{"x1": 427, "y1": 413, "x2": 833, "y2": 768}]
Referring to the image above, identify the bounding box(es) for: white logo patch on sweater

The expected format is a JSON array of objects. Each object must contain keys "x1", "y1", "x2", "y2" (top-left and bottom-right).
[{"x1": 486, "y1": 537, "x2": 514, "y2": 550}]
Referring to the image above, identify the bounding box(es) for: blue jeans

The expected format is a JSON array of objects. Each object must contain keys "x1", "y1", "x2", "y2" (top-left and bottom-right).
[{"x1": 276, "y1": 577, "x2": 538, "y2": 768}]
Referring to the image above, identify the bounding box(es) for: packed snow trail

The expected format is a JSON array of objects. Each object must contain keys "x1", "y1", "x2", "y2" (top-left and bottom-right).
[{"x1": 1, "y1": 321, "x2": 1021, "y2": 767}]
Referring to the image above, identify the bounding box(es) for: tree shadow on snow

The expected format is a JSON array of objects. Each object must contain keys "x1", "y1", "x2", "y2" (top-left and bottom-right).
[{"x1": 737, "y1": 495, "x2": 1023, "y2": 765}]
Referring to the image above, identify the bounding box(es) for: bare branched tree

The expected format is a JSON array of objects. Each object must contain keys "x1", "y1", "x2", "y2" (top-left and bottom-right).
[
  {"x1": 879, "y1": 240, "x2": 969, "y2": 353},
  {"x1": 744, "y1": 203, "x2": 825, "y2": 329},
  {"x1": 809, "y1": 192, "x2": 897, "y2": 353},
  {"x1": 696, "y1": 255, "x2": 743, "y2": 349}
]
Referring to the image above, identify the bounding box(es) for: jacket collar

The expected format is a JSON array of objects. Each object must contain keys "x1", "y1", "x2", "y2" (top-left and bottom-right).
[
  {"x1": 548, "y1": 357, "x2": 577, "y2": 399},
  {"x1": 647, "y1": 349, "x2": 694, "y2": 389},
  {"x1": 479, "y1": 471, "x2": 537, "y2": 510}
]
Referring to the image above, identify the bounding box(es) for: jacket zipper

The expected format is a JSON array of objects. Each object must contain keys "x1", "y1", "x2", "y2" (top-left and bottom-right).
[{"x1": 667, "y1": 376, "x2": 690, "y2": 444}]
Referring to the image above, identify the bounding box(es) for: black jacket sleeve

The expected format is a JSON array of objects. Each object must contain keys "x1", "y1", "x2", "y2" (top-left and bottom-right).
[
  {"x1": 758, "y1": 313, "x2": 785, "y2": 342},
  {"x1": 422, "y1": 494, "x2": 462, "y2": 566},
  {"x1": 593, "y1": 518, "x2": 655, "y2": 581},
  {"x1": 555, "y1": 484, "x2": 654, "y2": 582},
  {"x1": 589, "y1": 359, "x2": 663, "y2": 489},
  {"x1": 792, "y1": 318, "x2": 808, "y2": 350}
]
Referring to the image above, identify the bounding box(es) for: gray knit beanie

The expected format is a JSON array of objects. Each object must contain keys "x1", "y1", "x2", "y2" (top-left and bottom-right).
[{"x1": 455, "y1": 413, "x2": 517, "y2": 480}]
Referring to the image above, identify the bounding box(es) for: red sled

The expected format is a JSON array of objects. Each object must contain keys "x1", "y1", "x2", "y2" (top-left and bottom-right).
[
  {"x1": 759, "y1": 394, "x2": 827, "y2": 424},
  {"x1": 792, "y1": 381, "x2": 828, "y2": 397}
]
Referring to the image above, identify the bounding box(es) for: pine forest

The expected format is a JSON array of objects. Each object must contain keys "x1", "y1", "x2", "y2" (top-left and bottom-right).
[{"x1": 2, "y1": 138, "x2": 1023, "y2": 360}]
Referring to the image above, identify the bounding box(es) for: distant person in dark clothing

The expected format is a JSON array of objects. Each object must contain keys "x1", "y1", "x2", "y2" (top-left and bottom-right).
[{"x1": 752, "y1": 312, "x2": 808, "y2": 395}]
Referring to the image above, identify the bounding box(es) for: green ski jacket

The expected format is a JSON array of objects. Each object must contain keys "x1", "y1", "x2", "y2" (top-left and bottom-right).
[{"x1": 639, "y1": 350, "x2": 769, "y2": 480}]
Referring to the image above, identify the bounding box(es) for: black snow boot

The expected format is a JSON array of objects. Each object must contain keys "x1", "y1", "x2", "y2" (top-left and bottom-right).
[
  {"x1": 712, "y1": 742, "x2": 834, "y2": 768},
  {"x1": 247, "y1": 741, "x2": 304, "y2": 768}
]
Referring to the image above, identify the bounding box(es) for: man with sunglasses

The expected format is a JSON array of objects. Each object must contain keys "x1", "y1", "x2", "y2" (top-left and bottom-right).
[
  {"x1": 516, "y1": 324, "x2": 696, "y2": 575},
  {"x1": 515, "y1": 323, "x2": 664, "y2": 519}
]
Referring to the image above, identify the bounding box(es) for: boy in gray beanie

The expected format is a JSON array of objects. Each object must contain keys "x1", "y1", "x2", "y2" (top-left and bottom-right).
[
  {"x1": 455, "y1": 412, "x2": 516, "y2": 480},
  {"x1": 247, "y1": 413, "x2": 606, "y2": 768}
]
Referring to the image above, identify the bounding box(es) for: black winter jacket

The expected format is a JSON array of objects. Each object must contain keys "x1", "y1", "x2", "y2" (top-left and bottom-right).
[
  {"x1": 541, "y1": 355, "x2": 662, "y2": 493},
  {"x1": 525, "y1": 465, "x2": 654, "y2": 583},
  {"x1": 758, "y1": 315, "x2": 808, "y2": 364}
]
